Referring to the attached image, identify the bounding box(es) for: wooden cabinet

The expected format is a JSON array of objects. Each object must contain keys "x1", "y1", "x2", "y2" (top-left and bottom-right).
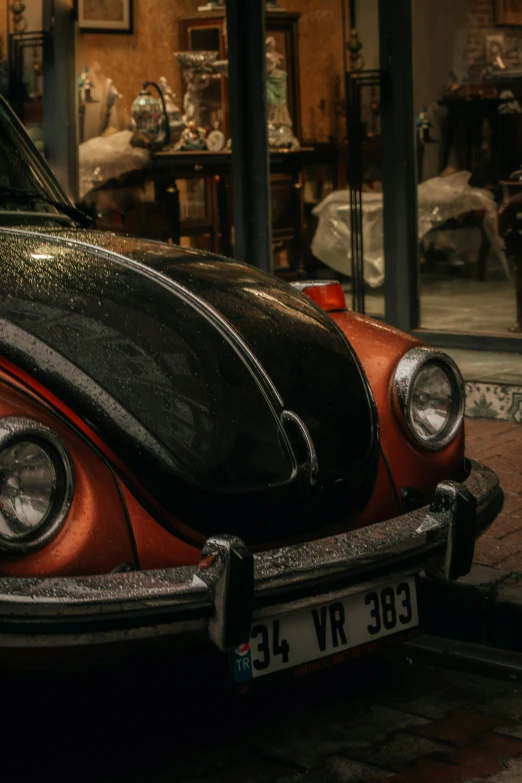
[
  {"x1": 174, "y1": 10, "x2": 308, "y2": 274},
  {"x1": 178, "y1": 9, "x2": 301, "y2": 140}
]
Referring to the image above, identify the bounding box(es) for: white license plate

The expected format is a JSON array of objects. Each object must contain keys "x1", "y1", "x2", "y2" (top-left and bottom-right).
[{"x1": 232, "y1": 576, "x2": 418, "y2": 682}]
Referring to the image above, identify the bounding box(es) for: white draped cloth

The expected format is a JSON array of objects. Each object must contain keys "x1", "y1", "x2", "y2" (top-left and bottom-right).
[
  {"x1": 311, "y1": 171, "x2": 508, "y2": 287},
  {"x1": 79, "y1": 130, "x2": 150, "y2": 200}
]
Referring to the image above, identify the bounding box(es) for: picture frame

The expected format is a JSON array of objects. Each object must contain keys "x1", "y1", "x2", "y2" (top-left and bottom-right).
[
  {"x1": 77, "y1": 0, "x2": 133, "y2": 34},
  {"x1": 496, "y1": 0, "x2": 522, "y2": 26}
]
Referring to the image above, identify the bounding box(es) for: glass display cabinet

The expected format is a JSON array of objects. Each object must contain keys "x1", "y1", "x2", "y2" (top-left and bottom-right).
[
  {"x1": 178, "y1": 8, "x2": 301, "y2": 141},
  {"x1": 174, "y1": 8, "x2": 308, "y2": 275}
]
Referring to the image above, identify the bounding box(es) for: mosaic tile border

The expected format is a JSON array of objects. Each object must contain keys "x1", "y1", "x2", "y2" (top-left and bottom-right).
[{"x1": 465, "y1": 382, "x2": 522, "y2": 424}]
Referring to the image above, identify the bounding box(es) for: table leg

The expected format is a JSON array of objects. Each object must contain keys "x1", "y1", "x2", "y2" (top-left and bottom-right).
[
  {"x1": 476, "y1": 218, "x2": 490, "y2": 282},
  {"x1": 510, "y1": 253, "x2": 522, "y2": 333},
  {"x1": 153, "y1": 177, "x2": 180, "y2": 244},
  {"x1": 417, "y1": 141, "x2": 424, "y2": 184},
  {"x1": 290, "y1": 165, "x2": 305, "y2": 278},
  {"x1": 216, "y1": 175, "x2": 233, "y2": 258},
  {"x1": 439, "y1": 103, "x2": 458, "y2": 173}
]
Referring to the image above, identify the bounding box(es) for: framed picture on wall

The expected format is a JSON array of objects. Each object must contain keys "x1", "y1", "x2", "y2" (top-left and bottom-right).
[
  {"x1": 496, "y1": 0, "x2": 522, "y2": 26},
  {"x1": 77, "y1": 0, "x2": 133, "y2": 34}
]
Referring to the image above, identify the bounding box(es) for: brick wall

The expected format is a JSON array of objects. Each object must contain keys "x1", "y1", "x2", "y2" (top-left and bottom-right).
[{"x1": 465, "y1": 0, "x2": 522, "y2": 69}]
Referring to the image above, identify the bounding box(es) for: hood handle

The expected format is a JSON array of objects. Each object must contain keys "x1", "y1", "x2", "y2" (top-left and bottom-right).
[{"x1": 281, "y1": 410, "x2": 319, "y2": 487}]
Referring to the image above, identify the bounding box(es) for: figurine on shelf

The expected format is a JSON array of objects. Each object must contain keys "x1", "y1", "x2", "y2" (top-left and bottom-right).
[
  {"x1": 347, "y1": 29, "x2": 365, "y2": 72},
  {"x1": 78, "y1": 66, "x2": 94, "y2": 105},
  {"x1": 416, "y1": 105, "x2": 437, "y2": 182},
  {"x1": 79, "y1": 66, "x2": 97, "y2": 145},
  {"x1": 265, "y1": 36, "x2": 299, "y2": 150},
  {"x1": 198, "y1": 0, "x2": 225, "y2": 11},
  {"x1": 175, "y1": 51, "x2": 219, "y2": 128},
  {"x1": 197, "y1": 0, "x2": 224, "y2": 10},
  {"x1": 486, "y1": 36, "x2": 506, "y2": 72},
  {"x1": 366, "y1": 86, "x2": 381, "y2": 138},
  {"x1": 101, "y1": 79, "x2": 122, "y2": 135},
  {"x1": 183, "y1": 71, "x2": 211, "y2": 125},
  {"x1": 175, "y1": 121, "x2": 207, "y2": 151},
  {"x1": 9, "y1": 1, "x2": 27, "y2": 33},
  {"x1": 159, "y1": 76, "x2": 185, "y2": 144},
  {"x1": 28, "y1": 45, "x2": 42, "y2": 100},
  {"x1": 416, "y1": 105, "x2": 434, "y2": 144},
  {"x1": 206, "y1": 121, "x2": 226, "y2": 152}
]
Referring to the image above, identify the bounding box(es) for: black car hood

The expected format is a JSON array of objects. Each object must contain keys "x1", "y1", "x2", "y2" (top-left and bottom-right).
[{"x1": 0, "y1": 228, "x2": 379, "y2": 543}]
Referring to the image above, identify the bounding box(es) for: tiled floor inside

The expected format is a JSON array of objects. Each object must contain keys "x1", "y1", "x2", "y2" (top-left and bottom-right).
[
  {"x1": 341, "y1": 277, "x2": 522, "y2": 385},
  {"x1": 419, "y1": 278, "x2": 518, "y2": 335},
  {"x1": 345, "y1": 277, "x2": 521, "y2": 336},
  {"x1": 446, "y1": 349, "x2": 522, "y2": 385}
]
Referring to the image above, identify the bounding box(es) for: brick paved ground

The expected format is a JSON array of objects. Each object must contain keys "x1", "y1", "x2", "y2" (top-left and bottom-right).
[
  {"x1": 10, "y1": 418, "x2": 522, "y2": 783},
  {"x1": 9, "y1": 652, "x2": 522, "y2": 783},
  {"x1": 466, "y1": 419, "x2": 522, "y2": 572}
]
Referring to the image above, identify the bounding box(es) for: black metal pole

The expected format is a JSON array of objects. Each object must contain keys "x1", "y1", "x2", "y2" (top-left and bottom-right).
[
  {"x1": 347, "y1": 72, "x2": 365, "y2": 314},
  {"x1": 349, "y1": 0, "x2": 356, "y2": 29},
  {"x1": 42, "y1": 0, "x2": 79, "y2": 200},
  {"x1": 225, "y1": 0, "x2": 272, "y2": 272},
  {"x1": 378, "y1": 0, "x2": 419, "y2": 331}
]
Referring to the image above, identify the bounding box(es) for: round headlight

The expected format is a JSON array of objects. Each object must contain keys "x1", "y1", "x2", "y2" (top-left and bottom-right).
[
  {"x1": 0, "y1": 441, "x2": 57, "y2": 541},
  {"x1": 394, "y1": 349, "x2": 465, "y2": 450},
  {"x1": 0, "y1": 419, "x2": 74, "y2": 552}
]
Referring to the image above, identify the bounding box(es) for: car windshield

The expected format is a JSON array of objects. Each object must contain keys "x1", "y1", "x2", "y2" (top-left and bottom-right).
[{"x1": 0, "y1": 99, "x2": 75, "y2": 225}]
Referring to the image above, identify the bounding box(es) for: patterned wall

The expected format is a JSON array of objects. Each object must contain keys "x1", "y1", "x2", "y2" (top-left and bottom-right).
[
  {"x1": 77, "y1": 0, "x2": 195, "y2": 124},
  {"x1": 77, "y1": 0, "x2": 346, "y2": 143},
  {"x1": 281, "y1": 0, "x2": 345, "y2": 141}
]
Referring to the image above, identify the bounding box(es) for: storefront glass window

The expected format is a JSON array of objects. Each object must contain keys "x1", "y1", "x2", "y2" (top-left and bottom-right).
[
  {"x1": 0, "y1": 2, "x2": 44, "y2": 155},
  {"x1": 72, "y1": 0, "x2": 388, "y2": 320},
  {"x1": 0, "y1": 0, "x2": 398, "y2": 325},
  {"x1": 414, "y1": 0, "x2": 522, "y2": 337},
  {"x1": 275, "y1": 0, "x2": 385, "y2": 319},
  {"x1": 75, "y1": 1, "x2": 230, "y2": 249}
]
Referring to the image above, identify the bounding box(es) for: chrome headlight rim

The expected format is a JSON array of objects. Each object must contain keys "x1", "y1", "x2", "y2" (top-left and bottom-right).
[
  {"x1": 0, "y1": 417, "x2": 74, "y2": 553},
  {"x1": 393, "y1": 347, "x2": 465, "y2": 451}
]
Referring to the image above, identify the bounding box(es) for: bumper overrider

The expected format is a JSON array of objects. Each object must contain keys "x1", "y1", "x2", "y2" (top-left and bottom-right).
[{"x1": 0, "y1": 459, "x2": 502, "y2": 650}]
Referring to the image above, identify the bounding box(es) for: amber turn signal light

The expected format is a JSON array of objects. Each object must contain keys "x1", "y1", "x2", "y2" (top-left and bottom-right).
[{"x1": 291, "y1": 281, "x2": 347, "y2": 313}]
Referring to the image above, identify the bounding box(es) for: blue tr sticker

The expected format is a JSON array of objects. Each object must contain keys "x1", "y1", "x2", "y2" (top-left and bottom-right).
[{"x1": 232, "y1": 641, "x2": 253, "y2": 682}]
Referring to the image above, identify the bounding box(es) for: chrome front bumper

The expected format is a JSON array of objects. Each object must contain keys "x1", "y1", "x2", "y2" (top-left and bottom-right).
[{"x1": 0, "y1": 459, "x2": 502, "y2": 650}]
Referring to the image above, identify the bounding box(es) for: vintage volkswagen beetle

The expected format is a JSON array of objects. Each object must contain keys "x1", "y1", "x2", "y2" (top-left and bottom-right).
[{"x1": 0, "y1": 97, "x2": 502, "y2": 680}]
